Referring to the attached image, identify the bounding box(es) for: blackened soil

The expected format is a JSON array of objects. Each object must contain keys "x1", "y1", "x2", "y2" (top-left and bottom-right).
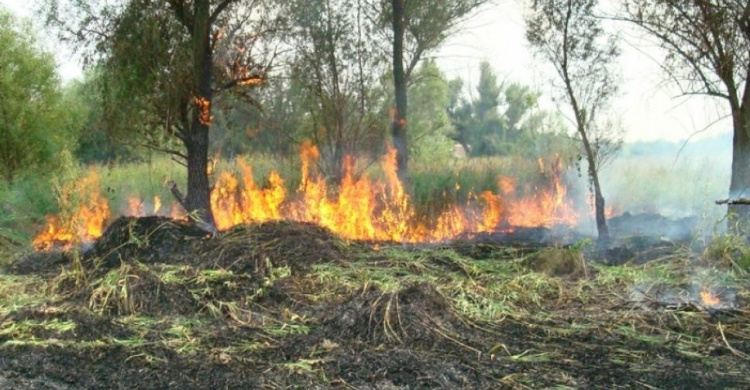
[{"x1": 1, "y1": 217, "x2": 748, "y2": 389}]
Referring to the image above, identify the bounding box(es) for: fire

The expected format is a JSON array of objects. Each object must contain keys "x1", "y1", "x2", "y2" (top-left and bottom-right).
[
  {"x1": 477, "y1": 191, "x2": 503, "y2": 233},
  {"x1": 32, "y1": 170, "x2": 111, "y2": 251},
  {"x1": 154, "y1": 196, "x2": 162, "y2": 214},
  {"x1": 501, "y1": 156, "x2": 578, "y2": 228},
  {"x1": 125, "y1": 196, "x2": 168, "y2": 217},
  {"x1": 193, "y1": 95, "x2": 213, "y2": 126},
  {"x1": 700, "y1": 289, "x2": 721, "y2": 307},
  {"x1": 604, "y1": 206, "x2": 616, "y2": 219},
  {"x1": 211, "y1": 158, "x2": 286, "y2": 230},
  {"x1": 206, "y1": 145, "x2": 578, "y2": 243},
  {"x1": 34, "y1": 144, "x2": 582, "y2": 250},
  {"x1": 236, "y1": 76, "x2": 263, "y2": 86}
]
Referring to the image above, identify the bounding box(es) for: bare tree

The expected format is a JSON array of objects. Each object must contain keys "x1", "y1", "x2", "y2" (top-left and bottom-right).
[
  {"x1": 526, "y1": 0, "x2": 621, "y2": 242},
  {"x1": 620, "y1": 0, "x2": 750, "y2": 231}
]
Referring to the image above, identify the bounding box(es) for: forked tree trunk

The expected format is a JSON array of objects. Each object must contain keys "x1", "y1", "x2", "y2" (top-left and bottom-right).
[
  {"x1": 184, "y1": 0, "x2": 215, "y2": 228},
  {"x1": 391, "y1": 0, "x2": 409, "y2": 181},
  {"x1": 728, "y1": 102, "x2": 750, "y2": 235}
]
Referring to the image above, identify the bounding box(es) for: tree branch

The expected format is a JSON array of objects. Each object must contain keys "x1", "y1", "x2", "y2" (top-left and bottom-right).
[
  {"x1": 215, "y1": 75, "x2": 264, "y2": 92},
  {"x1": 118, "y1": 140, "x2": 188, "y2": 160},
  {"x1": 167, "y1": 0, "x2": 194, "y2": 31},
  {"x1": 211, "y1": 0, "x2": 239, "y2": 23},
  {"x1": 167, "y1": 180, "x2": 189, "y2": 211}
]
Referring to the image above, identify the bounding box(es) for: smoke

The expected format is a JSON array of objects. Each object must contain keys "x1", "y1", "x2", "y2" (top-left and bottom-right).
[{"x1": 570, "y1": 133, "x2": 732, "y2": 238}]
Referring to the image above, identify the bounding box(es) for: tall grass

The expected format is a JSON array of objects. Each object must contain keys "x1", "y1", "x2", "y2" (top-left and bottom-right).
[
  {"x1": 0, "y1": 146, "x2": 736, "y2": 249},
  {"x1": 410, "y1": 155, "x2": 547, "y2": 216},
  {"x1": 0, "y1": 173, "x2": 59, "y2": 242},
  {"x1": 599, "y1": 155, "x2": 729, "y2": 222}
]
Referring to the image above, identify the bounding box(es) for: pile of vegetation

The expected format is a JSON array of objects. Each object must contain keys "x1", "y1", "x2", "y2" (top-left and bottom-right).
[{"x1": 1, "y1": 217, "x2": 748, "y2": 388}]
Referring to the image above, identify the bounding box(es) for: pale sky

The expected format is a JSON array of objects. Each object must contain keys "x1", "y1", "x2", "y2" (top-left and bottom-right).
[
  {"x1": 1, "y1": 0, "x2": 734, "y2": 143},
  {"x1": 435, "y1": 0, "x2": 732, "y2": 143}
]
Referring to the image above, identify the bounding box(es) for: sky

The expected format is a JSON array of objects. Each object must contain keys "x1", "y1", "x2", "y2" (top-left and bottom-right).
[{"x1": 0, "y1": 0, "x2": 734, "y2": 143}]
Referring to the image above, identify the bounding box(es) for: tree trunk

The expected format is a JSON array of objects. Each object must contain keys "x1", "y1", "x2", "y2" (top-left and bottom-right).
[
  {"x1": 591, "y1": 168, "x2": 610, "y2": 242},
  {"x1": 184, "y1": 0, "x2": 215, "y2": 228},
  {"x1": 391, "y1": 0, "x2": 408, "y2": 181},
  {"x1": 579, "y1": 127, "x2": 610, "y2": 242},
  {"x1": 728, "y1": 102, "x2": 750, "y2": 235}
]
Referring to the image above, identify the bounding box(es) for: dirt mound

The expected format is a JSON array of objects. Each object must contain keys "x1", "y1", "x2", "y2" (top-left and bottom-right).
[
  {"x1": 319, "y1": 283, "x2": 473, "y2": 350},
  {"x1": 199, "y1": 220, "x2": 343, "y2": 275},
  {"x1": 23, "y1": 218, "x2": 346, "y2": 320},
  {"x1": 3, "y1": 216, "x2": 209, "y2": 276},
  {"x1": 91, "y1": 267, "x2": 198, "y2": 316},
  {"x1": 90, "y1": 216, "x2": 209, "y2": 270},
  {"x1": 87, "y1": 217, "x2": 343, "y2": 278}
]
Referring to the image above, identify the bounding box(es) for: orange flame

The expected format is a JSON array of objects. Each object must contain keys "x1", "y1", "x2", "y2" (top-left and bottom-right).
[
  {"x1": 125, "y1": 195, "x2": 170, "y2": 217},
  {"x1": 153, "y1": 196, "x2": 162, "y2": 215},
  {"x1": 32, "y1": 170, "x2": 111, "y2": 251},
  {"x1": 210, "y1": 158, "x2": 286, "y2": 230},
  {"x1": 193, "y1": 95, "x2": 213, "y2": 126},
  {"x1": 236, "y1": 76, "x2": 263, "y2": 86},
  {"x1": 206, "y1": 145, "x2": 578, "y2": 243},
  {"x1": 34, "y1": 144, "x2": 582, "y2": 250},
  {"x1": 700, "y1": 289, "x2": 720, "y2": 307}
]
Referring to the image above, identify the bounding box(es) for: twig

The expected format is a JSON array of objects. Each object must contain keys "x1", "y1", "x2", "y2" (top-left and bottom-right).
[
  {"x1": 168, "y1": 180, "x2": 188, "y2": 212},
  {"x1": 718, "y1": 322, "x2": 750, "y2": 360}
]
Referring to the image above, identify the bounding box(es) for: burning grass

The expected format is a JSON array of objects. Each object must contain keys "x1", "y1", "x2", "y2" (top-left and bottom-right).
[
  {"x1": 31, "y1": 144, "x2": 581, "y2": 251},
  {"x1": 1, "y1": 218, "x2": 749, "y2": 388}
]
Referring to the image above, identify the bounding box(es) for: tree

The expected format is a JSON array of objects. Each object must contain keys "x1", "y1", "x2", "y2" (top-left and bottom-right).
[
  {"x1": 383, "y1": 0, "x2": 490, "y2": 180},
  {"x1": 526, "y1": 0, "x2": 621, "y2": 242},
  {"x1": 65, "y1": 69, "x2": 141, "y2": 163},
  {"x1": 620, "y1": 1, "x2": 750, "y2": 231},
  {"x1": 283, "y1": 0, "x2": 386, "y2": 181},
  {"x1": 406, "y1": 59, "x2": 456, "y2": 162},
  {"x1": 447, "y1": 62, "x2": 547, "y2": 157},
  {"x1": 43, "y1": 0, "x2": 276, "y2": 227},
  {"x1": 0, "y1": 10, "x2": 80, "y2": 181}
]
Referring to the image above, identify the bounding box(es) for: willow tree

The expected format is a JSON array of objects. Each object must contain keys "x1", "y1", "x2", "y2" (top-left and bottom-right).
[
  {"x1": 42, "y1": 0, "x2": 276, "y2": 227},
  {"x1": 621, "y1": 1, "x2": 750, "y2": 231},
  {"x1": 526, "y1": 0, "x2": 621, "y2": 242},
  {"x1": 384, "y1": 0, "x2": 489, "y2": 180}
]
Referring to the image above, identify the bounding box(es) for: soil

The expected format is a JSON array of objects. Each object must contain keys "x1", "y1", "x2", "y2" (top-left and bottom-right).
[{"x1": 1, "y1": 217, "x2": 748, "y2": 389}]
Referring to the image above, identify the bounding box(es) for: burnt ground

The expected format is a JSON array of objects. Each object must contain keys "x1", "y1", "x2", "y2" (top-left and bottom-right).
[{"x1": 1, "y1": 216, "x2": 749, "y2": 389}]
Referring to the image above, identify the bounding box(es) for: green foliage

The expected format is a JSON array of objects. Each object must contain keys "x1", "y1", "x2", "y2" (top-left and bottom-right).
[
  {"x1": 70, "y1": 70, "x2": 141, "y2": 163},
  {"x1": 448, "y1": 61, "x2": 550, "y2": 158},
  {"x1": 0, "y1": 172, "x2": 59, "y2": 242},
  {"x1": 0, "y1": 11, "x2": 82, "y2": 180},
  {"x1": 409, "y1": 156, "x2": 552, "y2": 217},
  {"x1": 705, "y1": 234, "x2": 750, "y2": 272},
  {"x1": 408, "y1": 60, "x2": 456, "y2": 163},
  {"x1": 283, "y1": 0, "x2": 387, "y2": 178},
  {"x1": 96, "y1": 2, "x2": 191, "y2": 154}
]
